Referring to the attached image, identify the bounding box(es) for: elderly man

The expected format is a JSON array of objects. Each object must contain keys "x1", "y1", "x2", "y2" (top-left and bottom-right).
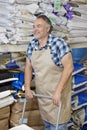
[{"x1": 24, "y1": 15, "x2": 73, "y2": 130}]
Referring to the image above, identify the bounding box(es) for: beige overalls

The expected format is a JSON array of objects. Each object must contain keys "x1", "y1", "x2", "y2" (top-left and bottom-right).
[{"x1": 31, "y1": 47, "x2": 71, "y2": 124}]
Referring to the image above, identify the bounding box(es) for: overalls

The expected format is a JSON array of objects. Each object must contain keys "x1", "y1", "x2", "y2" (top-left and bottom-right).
[{"x1": 31, "y1": 47, "x2": 71, "y2": 124}]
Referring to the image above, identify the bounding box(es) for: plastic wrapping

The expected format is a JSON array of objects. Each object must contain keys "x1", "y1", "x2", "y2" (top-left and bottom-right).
[
  {"x1": 9, "y1": 124, "x2": 34, "y2": 130},
  {"x1": 0, "y1": 95, "x2": 15, "y2": 108}
]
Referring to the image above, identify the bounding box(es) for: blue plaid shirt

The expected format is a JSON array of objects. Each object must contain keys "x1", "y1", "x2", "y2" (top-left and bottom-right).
[{"x1": 26, "y1": 34, "x2": 71, "y2": 67}]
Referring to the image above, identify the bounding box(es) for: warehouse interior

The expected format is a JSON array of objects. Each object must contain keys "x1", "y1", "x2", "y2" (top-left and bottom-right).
[{"x1": 0, "y1": 0, "x2": 87, "y2": 130}]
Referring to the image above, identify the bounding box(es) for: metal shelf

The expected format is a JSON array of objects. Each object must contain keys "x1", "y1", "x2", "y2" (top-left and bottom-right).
[
  {"x1": 0, "y1": 43, "x2": 87, "y2": 52},
  {"x1": 70, "y1": 43, "x2": 87, "y2": 49},
  {"x1": 0, "y1": 44, "x2": 28, "y2": 52}
]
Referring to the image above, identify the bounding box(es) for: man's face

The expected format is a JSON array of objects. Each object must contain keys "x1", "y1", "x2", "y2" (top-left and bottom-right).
[{"x1": 33, "y1": 18, "x2": 50, "y2": 40}]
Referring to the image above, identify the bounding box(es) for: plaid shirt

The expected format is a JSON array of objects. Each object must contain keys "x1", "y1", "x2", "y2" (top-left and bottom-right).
[{"x1": 26, "y1": 34, "x2": 71, "y2": 67}]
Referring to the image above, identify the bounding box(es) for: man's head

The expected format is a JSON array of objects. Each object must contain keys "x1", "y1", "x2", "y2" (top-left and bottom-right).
[{"x1": 33, "y1": 15, "x2": 53, "y2": 40}]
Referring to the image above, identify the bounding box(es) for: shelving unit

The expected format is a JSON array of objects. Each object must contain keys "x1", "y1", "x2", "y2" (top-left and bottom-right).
[
  {"x1": 0, "y1": 43, "x2": 87, "y2": 52},
  {"x1": 70, "y1": 43, "x2": 87, "y2": 49},
  {"x1": 0, "y1": 44, "x2": 28, "y2": 52}
]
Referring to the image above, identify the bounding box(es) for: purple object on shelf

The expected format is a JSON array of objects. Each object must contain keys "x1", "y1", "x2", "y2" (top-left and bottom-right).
[
  {"x1": 64, "y1": 11, "x2": 74, "y2": 19},
  {"x1": 64, "y1": 3, "x2": 72, "y2": 11}
]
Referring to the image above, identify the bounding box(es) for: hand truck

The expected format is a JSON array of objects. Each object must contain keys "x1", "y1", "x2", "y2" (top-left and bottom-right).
[{"x1": 20, "y1": 93, "x2": 62, "y2": 130}]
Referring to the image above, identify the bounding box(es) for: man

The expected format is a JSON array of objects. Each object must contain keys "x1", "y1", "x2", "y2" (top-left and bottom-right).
[{"x1": 24, "y1": 15, "x2": 73, "y2": 130}]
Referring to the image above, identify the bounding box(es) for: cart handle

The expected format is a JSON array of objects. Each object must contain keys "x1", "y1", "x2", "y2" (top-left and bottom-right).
[
  {"x1": 33, "y1": 94, "x2": 62, "y2": 130},
  {"x1": 21, "y1": 94, "x2": 61, "y2": 130}
]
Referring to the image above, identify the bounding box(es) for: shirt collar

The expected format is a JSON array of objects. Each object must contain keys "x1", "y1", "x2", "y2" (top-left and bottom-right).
[{"x1": 34, "y1": 34, "x2": 53, "y2": 50}]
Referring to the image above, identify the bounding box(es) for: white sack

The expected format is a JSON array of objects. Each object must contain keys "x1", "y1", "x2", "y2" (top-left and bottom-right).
[
  {"x1": 16, "y1": 4, "x2": 39, "y2": 14},
  {"x1": 0, "y1": 90, "x2": 12, "y2": 99},
  {"x1": 0, "y1": 0, "x2": 15, "y2": 4},
  {"x1": 0, "y1": 27, "x2": 6, "y2": 33},
  {"x1": 0, "y1": 33, "x2": 9, "y2": 43},
  {"x1": 9, "y1": 124, "x2": 34, "y2": 130},
  {"x1": 69, "y1": 30, "x2": 87, "y2": 37},
  {"x1": 0, "y1": 95, "x2": 15, "y2": 108},
  {"x1": 70, "y1": 0, "x2": 87, "y2": 4},
  {"x1": 67, "y1": 37, "x2": 87, "y2": 44},
  {"x1": 67, "y1": 20, "x2": 87, "y2": 30},
  {"x1": 16, "y1": 0, "x2": 41, "y2": 4}
]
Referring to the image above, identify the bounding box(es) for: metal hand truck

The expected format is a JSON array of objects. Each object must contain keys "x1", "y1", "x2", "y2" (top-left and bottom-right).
[{"x1": 20, "y1": 93, "x2": 62, "y2": 130}]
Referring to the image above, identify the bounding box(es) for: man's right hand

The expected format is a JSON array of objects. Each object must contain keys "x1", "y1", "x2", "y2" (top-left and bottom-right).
[{"x1": 25, "y1": 88, "x2": 35, "y2": 99}]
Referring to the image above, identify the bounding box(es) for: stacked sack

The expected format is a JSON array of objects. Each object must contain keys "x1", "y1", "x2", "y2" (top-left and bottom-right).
[
  {"x1": 66, "y1": 0, "x2": 87, "y2": 45},
  {"x1": 0, "y1": 0, "x2": 38, "y2": 45},
  {"x1": 10, "y1": 97, "x2": 44, "y2": 130},
  {"x1": 9, "y1": 71, "x2": 44, "y2": 130},
  {"x1": 0, "y1": 70, "x2": 45, "y2": 130},
  {"x1": 0, "y1": 69, "x2": 17, "y2": 130},
  {"x1": 0, "y1": 0, "x2": 87, "y2": 48},
  {"x1": 0, "y1": 106, "x2": 10, "y2": 130}
]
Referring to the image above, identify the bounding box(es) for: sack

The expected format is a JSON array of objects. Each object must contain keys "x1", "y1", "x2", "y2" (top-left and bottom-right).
[
  {"x1": 9, "y1": 124, "x2": 34, "y2": 130},
  {"x1": 71, "y1": 107, "x2": 87, "y2": 127},
  {"x1": 0, "y1": 95, "x2": 15, "y2": 108}
]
